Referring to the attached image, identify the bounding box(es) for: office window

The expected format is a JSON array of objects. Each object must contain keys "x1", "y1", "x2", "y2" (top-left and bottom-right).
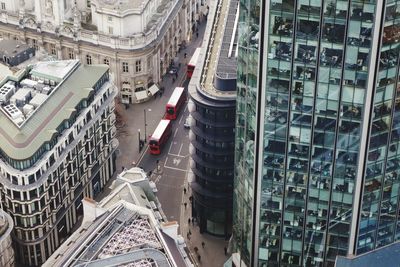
[
  {"x1": 50, "y1": 44, "x2": 56, "y2": 55},
  {"x1": 32, "y1": 39, "x2": 38, "y2": 50},
  {"x1": 103, "y1": 58, "x2": 109, "y2": 65},
  {"x1": 135, "y1": 60, "x2": 142, "y2": 72},
  {"x1": 86, "y1": 55, "x2": 92, "y2": 65},
  {"x1": 122, "y1": 62, "x2": 129, "y2": 72},
  {"x1": 68, "y1": 48, "x2": 74, "y2": 59}
]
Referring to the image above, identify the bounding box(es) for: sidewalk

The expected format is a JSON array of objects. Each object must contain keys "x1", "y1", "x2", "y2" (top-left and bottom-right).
[{"x1": 180, "y1": 179, "x2": 230, "y2": 267}]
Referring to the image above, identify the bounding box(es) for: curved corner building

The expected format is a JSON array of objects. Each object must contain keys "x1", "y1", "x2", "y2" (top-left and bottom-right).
[
  {"x1": 188, "y1": 0, "x2": 238, "y2": 238},
  {"x1": 0, "y1": 209, "x2": 14, "y2": 267},
  {"x1": 0, "y1": 60, "x2": 118, "y2": 266}
]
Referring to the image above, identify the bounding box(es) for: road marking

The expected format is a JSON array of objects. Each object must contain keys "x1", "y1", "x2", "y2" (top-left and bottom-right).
[
  {"x1": 168, "y1": 142, "x2": 174, "y2": 154},
  {"x1": 137, "y1": 145, "x2": 149, "y2": 165},
  {"x1": 178, "y1": 143, "x2": 183, "y2": 155},
  {"x1": 173, "y1": 128, "x2": 178, "y2": 138},
  {"x1": 164, "y1": 156, "x2": 168, "y2": 168},
  {"x1": 155, "y1": 175, "x2": 162, "y2": 183},
  {"x1": 168, "y1": 153, "x2": 187, "y2": 158},
  {"x1": 173, "y1": 157, "x2": 182, "y2": 166},
  {"x1": 179, "y1": 112, "x2": 184, "y2": 124},
  {"x1": 164, "y1": 165, "x2": 188, "y2": 172}
]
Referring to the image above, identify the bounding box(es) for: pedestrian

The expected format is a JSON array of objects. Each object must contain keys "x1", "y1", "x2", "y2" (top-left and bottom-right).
[
  {"x1": 183, "y1": 187, "x2": 187, "y2": 194},
  {"x1": 175, "y1": 72, "x2": 178, "y2": 78},
  {"x1": 196, "y1": 32, "x2": 199, "y2": 38},
  {"x1": 189, "y1": 195, "x2": 193, "y2": 202},
  {"x1": 194, "y1": 246, "x2": 198, "y2": 253},
  {"x1": 172, "y1": 77, "x2": 175, "y2": 83},
  {"x1": 192, "y1": 217, "x2": 195, "y2": 225},
  {"x1": 224, "y1": 247, "x2": 227, "y2": 255},
  {"x1": 201, "y1": 241, "x2": 205, "y2": 248},
  {"x1": 188, "y1": 218, "x2": 191, "y2": 224},
  {"x1": 184, "y1": 202, "x2": 187, "y2": 209},
  {"x1": 184, "y1": 53, "x2": 187, "y2": 58},
  {"x1": 197, "y1": 254, "x2": 201, "y2": 262},
  {"x1": 189, "y1": 229, "x2": 192, "y2": 235}
]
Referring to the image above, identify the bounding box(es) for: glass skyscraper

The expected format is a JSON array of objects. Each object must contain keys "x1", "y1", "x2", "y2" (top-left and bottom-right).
[{"x1": 233, "y1": 0, "x2": 400, "y2": 266}]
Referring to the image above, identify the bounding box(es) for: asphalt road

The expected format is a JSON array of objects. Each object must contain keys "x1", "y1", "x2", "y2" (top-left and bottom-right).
[
  {"x1": 137, "y1": 79, "x2": 190, "y2": 222},
  {"x1": 111, "y1": 19, "x2": 206, "y2": 226}
]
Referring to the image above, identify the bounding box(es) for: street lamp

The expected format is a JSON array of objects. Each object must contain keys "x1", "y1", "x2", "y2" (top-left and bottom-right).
[
  {"x1": 144, "y1": 108, "x2": 151, "y2": 143},
  {"x1": 138, "y1": 129, "x2": 141, "y2": 152}
]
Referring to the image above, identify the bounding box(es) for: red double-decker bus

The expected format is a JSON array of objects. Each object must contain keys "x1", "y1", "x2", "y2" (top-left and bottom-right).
[
  {"x1": 187, "y1": 48, "x2": 201, "y2": 78},
  {"x1": 165, "y1": 87, "x2": 186, "y2": 120},
  {"x1": 149, "y1": 119, "x2": 172, "y2": 155}
]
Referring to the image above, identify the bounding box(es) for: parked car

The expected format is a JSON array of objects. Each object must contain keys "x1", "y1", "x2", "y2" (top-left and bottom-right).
[{"x1": 184, "y1": 117, "x2": 190, "y2": 128}]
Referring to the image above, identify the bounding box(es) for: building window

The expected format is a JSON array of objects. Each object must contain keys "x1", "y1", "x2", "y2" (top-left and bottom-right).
[
  {"x1": 1, "y1": 2, "x2": 5, "y2": 10},
  {"x1": 86, "y1": 0, "x2": 91, "y2": 8},
  {"x1": 122, "y1": 62, "x2": 129, "y2": 73},
  {"x1": 86, "y1": 54, "x2": 92, "y2": 65},
  {"x1": 108, "y1": 16, "x2": 113, "y2": 22},
  {"x1": 103, "y1": 58, "x2": 109, "y2": 65},
  {"x1": 50, "y1": 44, "x2": 56, "y2": 55},
  {"x1": 108, "y1": 26, "x2": 113, "y2": 35},
  {"x1": 68, "y1": 48, "x2": 74, "y2": 59},
  {"x1": 135, "y1": 60, "x2": 142, "y2": 72},
  {"x1": 32, "y1": 39, "x2": 38, "y2": 50}
]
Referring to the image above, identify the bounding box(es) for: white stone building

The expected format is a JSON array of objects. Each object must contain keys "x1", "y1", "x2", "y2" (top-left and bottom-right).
[
  {"x1": 0, "y1": 60, "x2": 118, "y2": 266},
  {"x1": 0, "y1": 0, "x2": 202, "y2": 103},
  {"x1": 0, "y1": 209, "x2": 15, "y2": 267}
]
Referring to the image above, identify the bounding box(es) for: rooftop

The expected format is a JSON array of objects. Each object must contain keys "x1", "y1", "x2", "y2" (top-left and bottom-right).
[
  {"x1": 0, "y1": 60, "x2": 109, "y2": 161},
  {"x1": 44, "y1": 168, "x2": 191, "y2": 267},
  {"x1": 335, "y1": 241, "x2": 400, "y2": 267},
  {"x1": 192, "y1": 0, "x2": 238, "y2": 100},
  {"x1": 0, "y1": 39, "x2": 31, "y2": 57}
]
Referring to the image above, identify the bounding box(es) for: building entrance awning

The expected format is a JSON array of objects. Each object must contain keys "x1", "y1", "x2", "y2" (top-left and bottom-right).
[
  {"x1": 135, "y1": 91, "x2": 148, "y2": 102},
  {"x1": 148, "y1": 84, "x2": 160, "y2": 96}
]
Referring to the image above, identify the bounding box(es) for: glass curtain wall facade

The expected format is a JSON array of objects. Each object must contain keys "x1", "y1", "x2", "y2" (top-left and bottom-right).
[
  {"x1": 233, "y1": 0, "x2": 400, "y2": 266},
  {"x1": 233, "y1": 0, "x2": 261, "y2": 264}
]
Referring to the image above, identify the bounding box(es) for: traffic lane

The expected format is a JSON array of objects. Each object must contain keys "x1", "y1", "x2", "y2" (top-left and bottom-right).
[
  {"x1": 138, "y1": 103, "x2": 189, "y2": 171},
  {"x1": 152, "y1": 168, "x2": 185, "y2": 222},
  {"x1": 156, "y1": 119, "x2": 190, "y2": 221},
  {"x1": 138, "y1": 106, "x2": 190, "y2": 220}
]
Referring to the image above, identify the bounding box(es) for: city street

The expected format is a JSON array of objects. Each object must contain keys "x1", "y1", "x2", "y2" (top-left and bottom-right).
[
  {"x1": 109, "y1": 14, "x2": 229, "y2": 267},
  {"x1": 111, "y1": 18, "x2": 205, "y2": 221},
  {"x1": 137, "y1": 103, "x2": 190, "y2": 222}
]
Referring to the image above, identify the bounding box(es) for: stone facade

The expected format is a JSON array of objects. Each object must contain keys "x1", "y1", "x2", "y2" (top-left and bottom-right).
[
  {"x1": 0, "y1": 0, "x2": 203, "y2": 103},
  {"x1": 0, "y1": 209, "x2": 14, "y2": 267}
]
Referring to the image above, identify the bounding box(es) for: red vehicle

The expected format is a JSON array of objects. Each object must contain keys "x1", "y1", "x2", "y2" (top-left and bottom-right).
[
  {"x1": 149, "y1": 119, "x2": 172, "y2": 155},
  {"x1": 187, "y1": 47, "x2": 201, "y2": 78},
  {"x1": 165, "y1": 87, "x2": 186, "y2": 120}
]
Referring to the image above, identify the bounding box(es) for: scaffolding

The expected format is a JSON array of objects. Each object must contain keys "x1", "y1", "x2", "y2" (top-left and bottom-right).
[{"x1": 99, "y1": 218, "x2": 162, "y2": 258}]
